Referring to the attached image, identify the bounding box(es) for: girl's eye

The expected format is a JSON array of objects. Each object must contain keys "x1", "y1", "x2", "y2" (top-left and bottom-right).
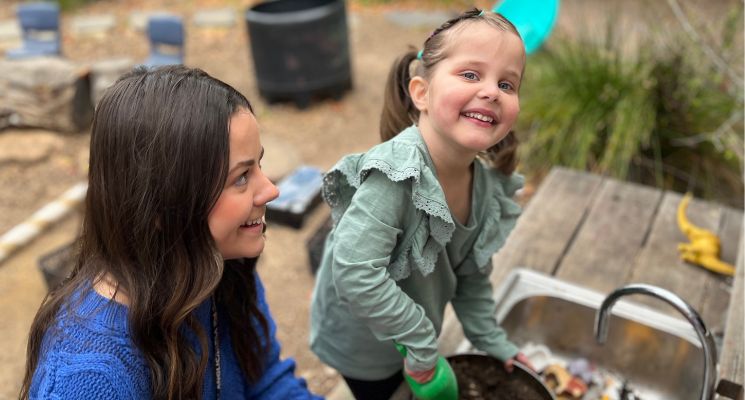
[
  {"x1": 462, "y1": 72, "x2": 479, "y2": 81},
  {"x1": 236, "y1": 172, "x2": 248, "y2": 187},
  {"x1": 499, "y1": 81, "x2": 514, "y2": 91}
]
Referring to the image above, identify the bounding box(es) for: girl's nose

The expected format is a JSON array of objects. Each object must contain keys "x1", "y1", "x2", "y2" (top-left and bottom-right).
[
  {"x1": 255, "y1": 174, "x2": 280, "y2": 206},
  {"x1": 478, "y1": 85, "x2": 500, "y2": 102}
]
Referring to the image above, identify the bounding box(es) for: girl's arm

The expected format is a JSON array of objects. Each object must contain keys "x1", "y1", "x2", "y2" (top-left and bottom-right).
[
  {"x1": 451, "y1": 262, "x2": 519, "y2": 362},
  {"x1": 330, "y1": 170, "x2": 439, "y2": 372},
  {"x1": 249, "y1": 275, "x2": 324, "y2": 400}
]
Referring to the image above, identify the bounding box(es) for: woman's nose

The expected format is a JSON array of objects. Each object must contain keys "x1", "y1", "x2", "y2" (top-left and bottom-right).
[{"x1": 255, "y1": 174, "x2": 280, "y2": 206}]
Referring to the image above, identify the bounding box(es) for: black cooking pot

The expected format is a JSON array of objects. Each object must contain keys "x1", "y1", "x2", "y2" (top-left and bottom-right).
[{"x1": 393, "y1": 353, "x2": 555, "y2": 400}]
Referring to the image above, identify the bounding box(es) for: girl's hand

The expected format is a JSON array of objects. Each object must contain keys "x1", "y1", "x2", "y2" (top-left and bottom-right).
[
  {"x1": 504, "y1": 352, "x2": 535, "y2": 373},
  {"x1": 404, "y1": 363, "x2": 436, "y2": 384}
]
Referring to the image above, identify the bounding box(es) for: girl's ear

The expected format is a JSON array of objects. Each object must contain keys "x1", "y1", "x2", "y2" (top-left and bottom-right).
[{"x1": 408, "y1": 76, "x2": 429, "y2": 112}]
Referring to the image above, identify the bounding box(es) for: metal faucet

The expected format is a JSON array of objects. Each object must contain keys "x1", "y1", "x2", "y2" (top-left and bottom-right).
[{"x1": 594, "y1": 284, "x2": 718, "y2": 400}]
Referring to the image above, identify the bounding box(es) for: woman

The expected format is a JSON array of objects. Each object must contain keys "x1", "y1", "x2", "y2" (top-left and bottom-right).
[{"x1": 21, "y1": 66, "x2": 323, "y2": 400}]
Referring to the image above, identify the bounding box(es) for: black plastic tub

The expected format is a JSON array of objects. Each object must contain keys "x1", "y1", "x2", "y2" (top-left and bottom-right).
[
  {"x1": 38, "y1": 242, "x2": 74, "y2": 291},
  {"x1": 245, "y1": 0, "x2": 352, "y2": 108}
]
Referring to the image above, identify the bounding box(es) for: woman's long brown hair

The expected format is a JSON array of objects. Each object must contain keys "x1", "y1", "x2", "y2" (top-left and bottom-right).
[
  {"x1": 20, "y1": 66, "x2": 269, "y2": 399},
  {"x1": 380, "y1": 8, "x2": 524, "y2": 175}
]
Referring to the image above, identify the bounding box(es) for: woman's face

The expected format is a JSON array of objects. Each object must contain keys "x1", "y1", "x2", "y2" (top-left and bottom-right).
[{"x1": 208, "y1": 109, "x2": 279, "y2": 260}]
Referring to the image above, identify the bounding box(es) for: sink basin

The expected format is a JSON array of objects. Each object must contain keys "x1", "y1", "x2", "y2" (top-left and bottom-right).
[{"x1": 456, "y1": 269, "x2": 707, "y2": 400}]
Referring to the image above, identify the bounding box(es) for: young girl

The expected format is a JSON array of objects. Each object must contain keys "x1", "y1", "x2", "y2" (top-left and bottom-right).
[
  {"x1": 310, "y1": 9, "x2": 531, "y2": 400},
  {"x1": 20, "y1": 66, "x2": 323, "y2": 400}
]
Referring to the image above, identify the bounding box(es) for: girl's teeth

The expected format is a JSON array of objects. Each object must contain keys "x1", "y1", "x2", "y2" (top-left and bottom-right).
[{"x1": 465, "y1": 112, "x2": 494, "y2": 123}]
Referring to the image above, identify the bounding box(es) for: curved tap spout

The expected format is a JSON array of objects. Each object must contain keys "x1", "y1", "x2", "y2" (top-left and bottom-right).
[{"x1": 594, "y1": 284, "x2": 718, "y2": 400}]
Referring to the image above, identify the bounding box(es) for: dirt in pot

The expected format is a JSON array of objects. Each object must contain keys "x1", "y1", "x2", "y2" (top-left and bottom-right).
[{"x1": 449, "y1": 354, "x2": 553, "y2": 400}]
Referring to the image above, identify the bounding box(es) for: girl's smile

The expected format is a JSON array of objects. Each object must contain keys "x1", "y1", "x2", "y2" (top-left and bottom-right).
[{"x1": 461, "y1": 108, "x2": 498, "y2": 127}]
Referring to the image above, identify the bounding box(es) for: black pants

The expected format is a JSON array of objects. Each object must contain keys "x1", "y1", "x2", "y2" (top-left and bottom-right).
[{"x1": 343, "y1": 370, "x2": 404, "y2": 400}]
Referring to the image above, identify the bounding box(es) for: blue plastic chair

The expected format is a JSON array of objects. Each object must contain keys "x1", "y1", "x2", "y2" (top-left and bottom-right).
[
  {"x1": 143, "y1": 15, "x2": 185, "y2": 67},
  {"x1": 493, "y1": 0, "x2": 560, "y2": 54},
  {"x1": 6, "y1": 2, "x2": 61, "y2": 59}
]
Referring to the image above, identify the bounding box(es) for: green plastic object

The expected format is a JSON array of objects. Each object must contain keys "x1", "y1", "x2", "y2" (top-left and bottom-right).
[
  {"x1": 493, "y1": 0, "x2": 560, "y2": 54},
  {"x1": 395, "y1": 343, "x2": 458, "y2": 400}
]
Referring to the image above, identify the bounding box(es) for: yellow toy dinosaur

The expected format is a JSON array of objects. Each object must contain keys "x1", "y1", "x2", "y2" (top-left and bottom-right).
[{"x1": 677, "y1": 193, "x2": 735, "y2": 276}]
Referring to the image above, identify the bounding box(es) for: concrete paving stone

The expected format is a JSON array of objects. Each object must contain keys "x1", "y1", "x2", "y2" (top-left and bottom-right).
[
  {"x1": 384, "y1": 10, "x2": 456, "y2": 28},
  {"x1": 193, "y1": 8, "x2": 236, "y2": 28},
  {"x1": 0, "y1": 19, "x2": 21, "y2": 51},
  {"x1": 70, "y1": 14, "x2": 116, "y2": 36},
  {"x1": 128, "y1": 10, "x2": 174, "y2": 32},
  {"x1": 90, "y1": 57, "x2": 134, "y2": 74},
  {"x1": 0, "y1": 19, "x2": 20, "y2": 41}
]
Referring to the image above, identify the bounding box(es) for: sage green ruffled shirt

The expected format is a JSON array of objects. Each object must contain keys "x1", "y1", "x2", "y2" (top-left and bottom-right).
[{"x1": 309, "y1": 126, "x2": 523, "y2": 380}]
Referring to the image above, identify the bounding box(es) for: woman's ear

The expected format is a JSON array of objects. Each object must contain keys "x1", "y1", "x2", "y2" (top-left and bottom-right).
[{"x1": 408, "y1": 76, "x2": 429, "y2": 112}]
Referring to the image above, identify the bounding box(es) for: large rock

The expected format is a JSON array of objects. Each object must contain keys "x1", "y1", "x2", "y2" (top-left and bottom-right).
[
  {"x1": 90, "y1": 58, "x2": 134, "y2": 105},
  {"x1": 0, "y1": 57, "x2": 93, "y2": 133}
]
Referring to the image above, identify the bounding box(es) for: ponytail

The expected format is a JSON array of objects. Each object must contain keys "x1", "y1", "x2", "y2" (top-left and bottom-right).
[{"x1": 379, "y1": 50, "x2": 420, "y2": 142}]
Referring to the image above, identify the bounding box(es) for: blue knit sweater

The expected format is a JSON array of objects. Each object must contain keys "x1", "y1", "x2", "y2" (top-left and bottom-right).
[{"x1": 29, "y1": 272, "x2": 323, "y2": 399}]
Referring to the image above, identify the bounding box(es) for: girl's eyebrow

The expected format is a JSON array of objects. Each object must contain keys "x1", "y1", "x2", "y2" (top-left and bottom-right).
[
  {"x1": 229, "y1": 147, "x2": 264, "y2": 174},
  {"x1": 504, "y1": 69, "x2": 522, "y2": 81},
  {"x1": 455, "y1": 59, "x2": 487, "y2": 68},
  {"x1": 454, "y1": 60, "x2": 522, "y2": 77}
]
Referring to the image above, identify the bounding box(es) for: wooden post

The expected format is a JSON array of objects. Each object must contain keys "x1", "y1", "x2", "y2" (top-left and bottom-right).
[{"x1": 719, "y1": 235, "x2": 744, "y2": 389}]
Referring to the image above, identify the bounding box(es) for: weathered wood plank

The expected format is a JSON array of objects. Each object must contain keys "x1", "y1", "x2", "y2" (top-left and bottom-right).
[
  {"x1": 627, "y1": 192, "x2": 729, "y2": 328},
  {"x1": 556, "y1": 178, "x2": 662, "y2": 293},
  {"x1": 700, "y1": 206, "x2": 743, "y2": 334},
  {"x1": 490, "y1": 167, "x2": 603, "y2": 288},
  {"x1": 718, "y1": 207, "x2": 743, "y2": 266},
  {"x1": 719, "y1": 234, "x2": 743, "y2": 384}
]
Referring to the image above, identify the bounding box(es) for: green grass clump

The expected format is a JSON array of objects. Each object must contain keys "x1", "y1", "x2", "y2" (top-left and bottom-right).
[{"x1": 518, "y1": 7, "x2": 743, "y2": 207}]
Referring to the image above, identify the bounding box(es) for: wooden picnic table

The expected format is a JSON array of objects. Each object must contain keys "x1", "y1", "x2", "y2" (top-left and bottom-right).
[{"x1": 438, "y1": 166, "x2": 743, "y2": 391}]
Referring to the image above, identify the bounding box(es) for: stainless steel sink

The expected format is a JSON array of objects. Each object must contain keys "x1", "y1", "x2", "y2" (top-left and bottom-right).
[{"x1": 456, "y1": 268, "x2": 708, "y2": 400}]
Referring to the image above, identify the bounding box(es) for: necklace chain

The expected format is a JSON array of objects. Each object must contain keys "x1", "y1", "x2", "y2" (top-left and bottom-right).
[{"x1": 211, "y1": 296, "x2": 221, "y2": 399}]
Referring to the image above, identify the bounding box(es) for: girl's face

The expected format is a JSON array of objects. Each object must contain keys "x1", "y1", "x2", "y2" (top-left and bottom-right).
[
  {"x1": 208, "y1": 110, "x2": 279, "y2": 260},
  {"x1": 412, "y1": 23, "x2": 525, "y2": 158}
]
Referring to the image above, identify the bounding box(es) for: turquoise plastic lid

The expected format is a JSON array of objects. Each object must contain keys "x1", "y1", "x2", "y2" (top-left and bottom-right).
[{"x1": 493, "y1": 0, "x2": 560, "y2": 54}]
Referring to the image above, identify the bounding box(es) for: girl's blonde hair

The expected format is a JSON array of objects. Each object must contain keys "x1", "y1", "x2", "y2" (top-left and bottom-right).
[{"x1": 380, "y1": 8, "x2": 524, "y2": 174}]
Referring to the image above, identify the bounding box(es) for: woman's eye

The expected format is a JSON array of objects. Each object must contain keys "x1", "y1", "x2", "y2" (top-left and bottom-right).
[
  {"x1": 499, "y1": 81, "x2": 514, "y2": 91},
  {"x1": 462, "y1": 72, "x2": 478, "y2": 81},
  {"x1": 236, "y1": 173, "x2": 248, "y2": 187}
]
